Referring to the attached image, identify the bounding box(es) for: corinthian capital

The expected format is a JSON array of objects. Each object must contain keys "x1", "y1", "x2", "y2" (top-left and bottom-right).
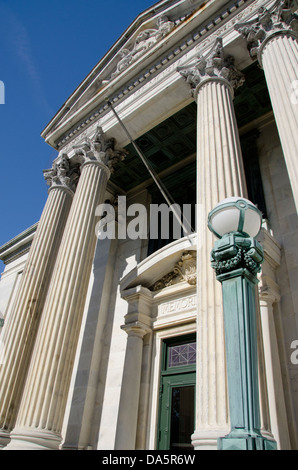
[
  {"x1": 73, "y1": 126, "x2": 127, "y2": 173},
  {"x1": 43, "y1": 154, "x2": 79, "y2": 193},
  {"x1": 178, "y1": 38, "x2": 245, "y2": 97},
  {"x1": 235, "y1": 0, "x2": 298, "y2": 60}
]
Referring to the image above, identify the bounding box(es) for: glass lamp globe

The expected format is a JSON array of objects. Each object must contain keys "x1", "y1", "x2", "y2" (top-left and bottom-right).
[{"x1": 208, "y1": 197, "x2": 262, "y2": 239}]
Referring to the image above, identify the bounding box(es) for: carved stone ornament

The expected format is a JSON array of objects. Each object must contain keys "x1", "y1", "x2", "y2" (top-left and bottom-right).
[
  {"x1": 210, "y1": 234, "x2": 264, "y2": 277},
  {"x1": 150, "y1": 251, "x2": 197, "y2": 291},
  {"x1": 111, "y1": 16, "x2": 175, "y2": 79},
  {"x1": 235, "y1": 0, "x2": 298, "y2": 60},
  {"x1": 73, "y1": 126, "x2": 127, "y2": 173},
  {"x1": 178, "y1": 37, "x2": 245, "y2": 96},
  {"x1": 43, "y1": 154, "x2": 80, "y2": 192}
]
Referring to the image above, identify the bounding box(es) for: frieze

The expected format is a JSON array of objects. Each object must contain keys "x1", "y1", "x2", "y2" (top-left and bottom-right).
[
  {"x1": 158, "y1": 294, "x2": 197, "y2": 316},
  {"x1": 110, "y1": 16, "x2": 175, "y2": 80},
  {"x1": 195, "y1": 0, "x2": 269, "y2": 54}
]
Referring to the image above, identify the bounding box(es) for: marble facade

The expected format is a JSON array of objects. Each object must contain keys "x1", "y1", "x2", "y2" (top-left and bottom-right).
[{"x1": 0, "y1": 0, "x2": 297, "y2": 450}]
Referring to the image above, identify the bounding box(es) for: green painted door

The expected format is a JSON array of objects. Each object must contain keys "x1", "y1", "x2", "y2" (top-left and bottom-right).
[
  {"x1": 157, "y1": 335, "x2": 196, "y2": 450},
  {"x1": 158, "y1": 372, "x2": 196, "y2": 450}
]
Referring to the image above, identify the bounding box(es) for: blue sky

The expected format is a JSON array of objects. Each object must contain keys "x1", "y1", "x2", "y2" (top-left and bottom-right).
[{"x1": 0, "y1": 0, "x2": 156, "y2": 272}]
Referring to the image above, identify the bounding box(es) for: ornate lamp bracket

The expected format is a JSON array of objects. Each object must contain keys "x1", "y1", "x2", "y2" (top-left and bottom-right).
[{"x1": 211, "y1": 233, "x2": 264, "y2": 279}]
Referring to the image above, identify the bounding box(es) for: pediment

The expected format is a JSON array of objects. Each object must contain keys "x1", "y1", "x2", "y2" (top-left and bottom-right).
[
  {"x1": 61, "y1": 15, "x2": 176, "y2": 119},
  {"x1": 41, "y1": 0, "x2": 208, "y2": 148}
]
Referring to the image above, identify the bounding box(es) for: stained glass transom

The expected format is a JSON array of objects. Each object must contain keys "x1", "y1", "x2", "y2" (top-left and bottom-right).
[{"x1": 168, "y1": 342, "x2": 196, "y2": 368}]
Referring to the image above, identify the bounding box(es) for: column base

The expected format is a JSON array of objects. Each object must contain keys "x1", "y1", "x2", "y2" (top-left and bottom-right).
[
  {"x1": 191, "y1": 429, "x2": 230, "y2": 450},
  {"x1": 218, "y1": 433, "x2": 277, "y2": 450},
  {"x1": 4, "y1": 427, "x2": 62, "y2": 450},
  {"x1": 0, "y1": 430, "x2": 10, "y2": 449}
]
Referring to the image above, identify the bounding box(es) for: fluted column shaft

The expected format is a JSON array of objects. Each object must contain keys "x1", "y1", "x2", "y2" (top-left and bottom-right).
[
  {"x1": 259, "y1": 32, "x2": 298, "y2": 211},
  {"x1": 195, "y1": 80, "x2": 247, "y2": 448},
  {"x1": 115, "y1": 324, "x2": 150, "y2": 450},
  {"x1": 6, "y1": 129, "x2": 125, "y2": 450},
  {"x1": 6, "y1": 160, "x2": 109, "y2": 450},
  {"x1": 235, "y1": 2, "x2": 298, "y2": 211},
  {"x1": 257, "y1": 226, "x2": 291, "y2": 449},
  {"x1": 0, "y1": 168, "x2": 74, "y2": 448},
  {"x1": 179, "y1": 38, "x2": 247, "y2": 449}
]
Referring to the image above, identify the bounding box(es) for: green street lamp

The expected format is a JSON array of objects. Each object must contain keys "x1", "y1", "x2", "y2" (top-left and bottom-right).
[{"x1": 208, "y1": 197, "x2": 277, "y2": 451}]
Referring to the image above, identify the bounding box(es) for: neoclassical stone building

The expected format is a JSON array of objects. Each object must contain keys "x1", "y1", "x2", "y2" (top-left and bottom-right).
[{"x1": 0, "y1": 0, "x2": 297, "y2": 451}]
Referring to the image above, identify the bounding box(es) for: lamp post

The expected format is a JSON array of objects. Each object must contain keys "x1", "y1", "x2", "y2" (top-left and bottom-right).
[{"x1": 208, "y1": 197, "x2": 277, "y2": 451}]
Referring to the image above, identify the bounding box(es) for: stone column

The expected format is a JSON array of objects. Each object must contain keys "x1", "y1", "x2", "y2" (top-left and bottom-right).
[
  {"x1": 0, "y1": 155, "x2": 78, "y2": 448},
  {"x1": 235, "y1": 1, "x2": 298, "y2": 211},
  {"x1": 6, "y1": 128, "x2": 126, "y2": 450},
  {"x1": 179, "y1": 37, "x2": 248, "y2": 449},
  {"x1": 257, "y1": 227, "x2": 291, "y2": 449},
  {"x1": 115, "y1": 324, "x2": 150, "y2": 450},
  {"x1": 115, "y1": 286, "x2": 152, "y2": 450}
]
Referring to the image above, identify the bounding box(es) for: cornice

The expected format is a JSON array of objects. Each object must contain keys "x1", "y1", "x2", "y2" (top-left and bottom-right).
[
  {"x1": 0, "y1": 223, "x2": 38, "y2": 265},
  {"x1": 42, "y1": 0, "x2": 264, "y2": 152}
]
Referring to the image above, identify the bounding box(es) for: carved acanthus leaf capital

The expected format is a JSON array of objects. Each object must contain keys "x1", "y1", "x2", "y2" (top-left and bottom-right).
[
  {"x1": 178, "y1": 38, "x2": 245, "y2": 97},
  {"x1": 43, "y1": 154, "x2": 80, "y2": 193},
  {"x1": 235, "y1": 0, "x2": 298, "y2": 60},
  {"x1": 73, "y1": 126, "x2": 127, "y2": 174}
]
